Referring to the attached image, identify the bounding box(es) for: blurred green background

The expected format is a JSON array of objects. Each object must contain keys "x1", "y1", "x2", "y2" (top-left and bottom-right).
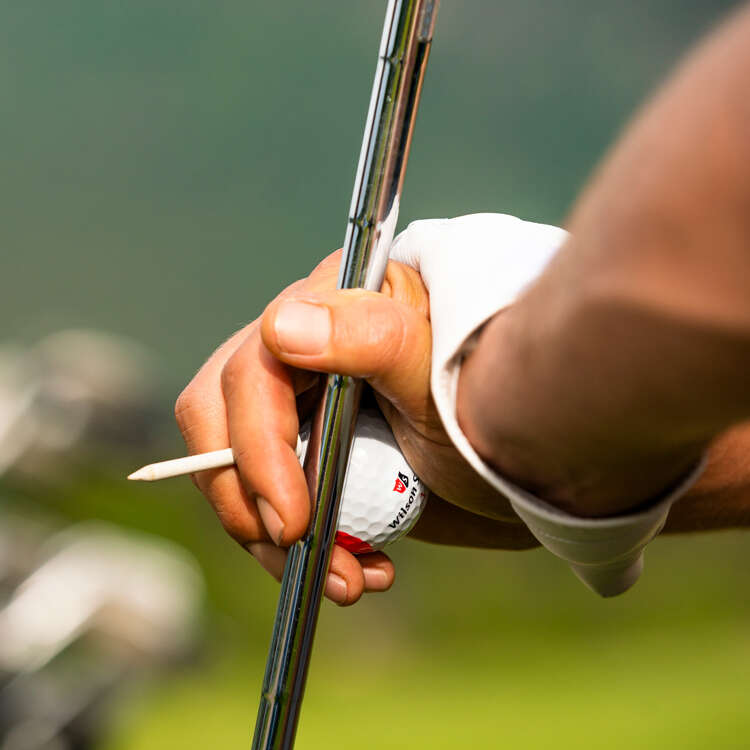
[{"x1": 2, "y1": 1, "x2": 749, "y2": 748}]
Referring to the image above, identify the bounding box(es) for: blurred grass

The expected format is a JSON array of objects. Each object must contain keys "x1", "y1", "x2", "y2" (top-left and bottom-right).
[
  {"x1": 2, "y1": 1, "x2": 749, "y2": 747},
  {"x1": 105, "y1": 624, "x2": 750, "y2": 750},
  {"x1": 9, "y1": 463, "x2": 749, "y2": 749},
  {"x1": 97, "y1": 526, "x2": 750, "y2": 750}
]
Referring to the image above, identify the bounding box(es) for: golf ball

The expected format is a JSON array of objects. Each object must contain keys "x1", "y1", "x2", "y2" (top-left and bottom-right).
[{"x1": 298, "y1": 409, "x2": 428, "y2": 554}]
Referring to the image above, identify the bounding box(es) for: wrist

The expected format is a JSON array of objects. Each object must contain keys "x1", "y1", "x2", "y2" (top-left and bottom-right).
[{"x1": 457, "y1": 305, "x2": 707, "y2": 518}]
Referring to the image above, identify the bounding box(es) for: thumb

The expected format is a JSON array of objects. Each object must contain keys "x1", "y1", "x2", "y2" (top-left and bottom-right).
[{"x1": 260, "y1": 289, "x2": 432, "y2": 416}]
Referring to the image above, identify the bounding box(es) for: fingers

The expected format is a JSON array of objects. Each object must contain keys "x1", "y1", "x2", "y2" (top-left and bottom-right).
[
  {"x1": 175, "y1": 324, "x2": 271, "y2": 543},
  {"x1": 175, "y1": 249, "x2": 410, "y2": 597},
  {"x1": 173, "y1": 249, "x2": 344, "y2": 549},
  {"x1": 260, "y1": 288, "x2": 432, "y2": 421},
  {"x1": 175, "y1": 325, "x2": 253, "y2": 456},
  {"x1": 357, "y1": 551, "x2": 396, "y2": 593},
  {"x1": 221, "y1": 333, "x2": 310, "y2": 546},
  {"x1": 247, "y1": 543, "x2": 395, "y2": 606},
  {"x1": 211, "y1": 249, "x2": 348, "y2": 545}
]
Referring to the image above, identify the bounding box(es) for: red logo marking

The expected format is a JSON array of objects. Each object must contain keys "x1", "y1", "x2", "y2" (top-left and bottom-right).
[
  {"x1": 392, "y1": 478, "x2": 407, "y2": 493},
  {"x1": 335, "y1": 531, "x2": 374, "y2": 555}
]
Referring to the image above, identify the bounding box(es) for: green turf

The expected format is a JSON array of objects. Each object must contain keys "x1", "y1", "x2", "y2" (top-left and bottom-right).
[
  {"x1": 6, "y1": 462, "x2": 750, "y2": 750},
  {"x1": 90, "y1": 504, "x2": 750, "y2": 750},
  {"x1": 103, "y1": 612, "x2": 750, "y2": 750}
]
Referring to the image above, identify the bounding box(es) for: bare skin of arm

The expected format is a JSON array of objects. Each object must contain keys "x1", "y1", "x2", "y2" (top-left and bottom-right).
[{"x1": 457, "y1": 4, "x2": 750, "y2": 524}]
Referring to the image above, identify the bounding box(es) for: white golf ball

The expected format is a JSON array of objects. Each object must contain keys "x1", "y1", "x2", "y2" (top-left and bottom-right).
[{"x1": 298, "y1": 409, "x2": 428, "y2": 554}]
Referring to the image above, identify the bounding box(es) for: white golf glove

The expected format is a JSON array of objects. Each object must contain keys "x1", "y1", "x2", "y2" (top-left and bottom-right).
[{"x1": 390, "y1": 213, "x2": 703, "y2": 597}]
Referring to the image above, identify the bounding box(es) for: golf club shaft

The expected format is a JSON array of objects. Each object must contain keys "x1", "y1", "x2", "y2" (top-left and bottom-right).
[{"x1": 251, "y1": 2, "x2": 438, "y2": 748}]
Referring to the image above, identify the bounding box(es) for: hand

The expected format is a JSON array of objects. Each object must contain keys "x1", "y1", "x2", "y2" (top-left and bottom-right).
[{"x1": 175, "y1": 250, "x2": 536, "y2": 607}]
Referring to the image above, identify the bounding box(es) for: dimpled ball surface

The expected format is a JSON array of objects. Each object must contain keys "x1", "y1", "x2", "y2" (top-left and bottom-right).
[{"x1": 298, "y1": 409, "x2": 427, "y2": 552}]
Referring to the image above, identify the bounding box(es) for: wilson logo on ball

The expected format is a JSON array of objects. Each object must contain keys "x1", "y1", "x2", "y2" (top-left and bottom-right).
[{"x1": 392, "y1": 471, "x2": 409, "y2": 493}]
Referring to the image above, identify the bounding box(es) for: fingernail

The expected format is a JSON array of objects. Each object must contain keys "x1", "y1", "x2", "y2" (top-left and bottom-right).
[
  {"x1": 256, "y1": 497, "x2": 285, "y2": 546},
  {"x1": 325, "y1": 573, "x2": 348, "y2": 604},
  {"x1": 274, "y1": 301, "x2": 330, "y2": 355},
  {"x1": 363, "y1": 567, "x2": 390, "y2": 591}
]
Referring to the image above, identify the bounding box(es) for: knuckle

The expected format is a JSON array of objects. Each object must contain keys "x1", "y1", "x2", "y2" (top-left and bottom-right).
[
  {"x1": 312, "y1": 249, "x2": 343, "y2": 276},
  {"x1": 174, "y1": 384, "x2": 198, "y2": 432},
  {"x1": 336, "y1": 294, "x2": 398, "y2": 355},
  {"x1": 174, "y1": 382, "x2": 222, "y2": 435},
  {"x1": 365, "y1": 303, "x2": 410, "y2": 369},
  {"x1": 333, "y1": 310, "x2": 390, "y2": 375},
  {"x1": 220, "y1": 351, "x2": 246, "y2": 397}
]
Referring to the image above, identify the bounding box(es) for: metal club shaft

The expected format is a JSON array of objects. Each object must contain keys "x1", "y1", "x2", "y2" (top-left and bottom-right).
[{"x1": 251, "y1": 2, "x2": 439, "y2": 748}]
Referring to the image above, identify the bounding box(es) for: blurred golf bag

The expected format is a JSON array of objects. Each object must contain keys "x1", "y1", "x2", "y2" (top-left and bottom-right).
[{"x1": 0, "y1": 331, "x2": 204, "y2": 750}]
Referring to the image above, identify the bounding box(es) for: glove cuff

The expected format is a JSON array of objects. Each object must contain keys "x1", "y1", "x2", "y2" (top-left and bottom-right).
[{"x1": 390, "y1": 213, "x2": 705, "y2": 596}]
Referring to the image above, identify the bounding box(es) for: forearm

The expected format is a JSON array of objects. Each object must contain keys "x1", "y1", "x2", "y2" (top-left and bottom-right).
[
  {"x1": 663, "y1": 423, "x2": 750, "y2": 533},
  {"x1": 458, "y1": 5, "x2": 750, "y2": 520}
]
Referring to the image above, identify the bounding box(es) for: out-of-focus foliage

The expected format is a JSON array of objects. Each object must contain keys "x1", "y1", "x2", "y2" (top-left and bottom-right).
[{"x1": 2, "y1": 1, "x2": 748, "y2": 748}]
